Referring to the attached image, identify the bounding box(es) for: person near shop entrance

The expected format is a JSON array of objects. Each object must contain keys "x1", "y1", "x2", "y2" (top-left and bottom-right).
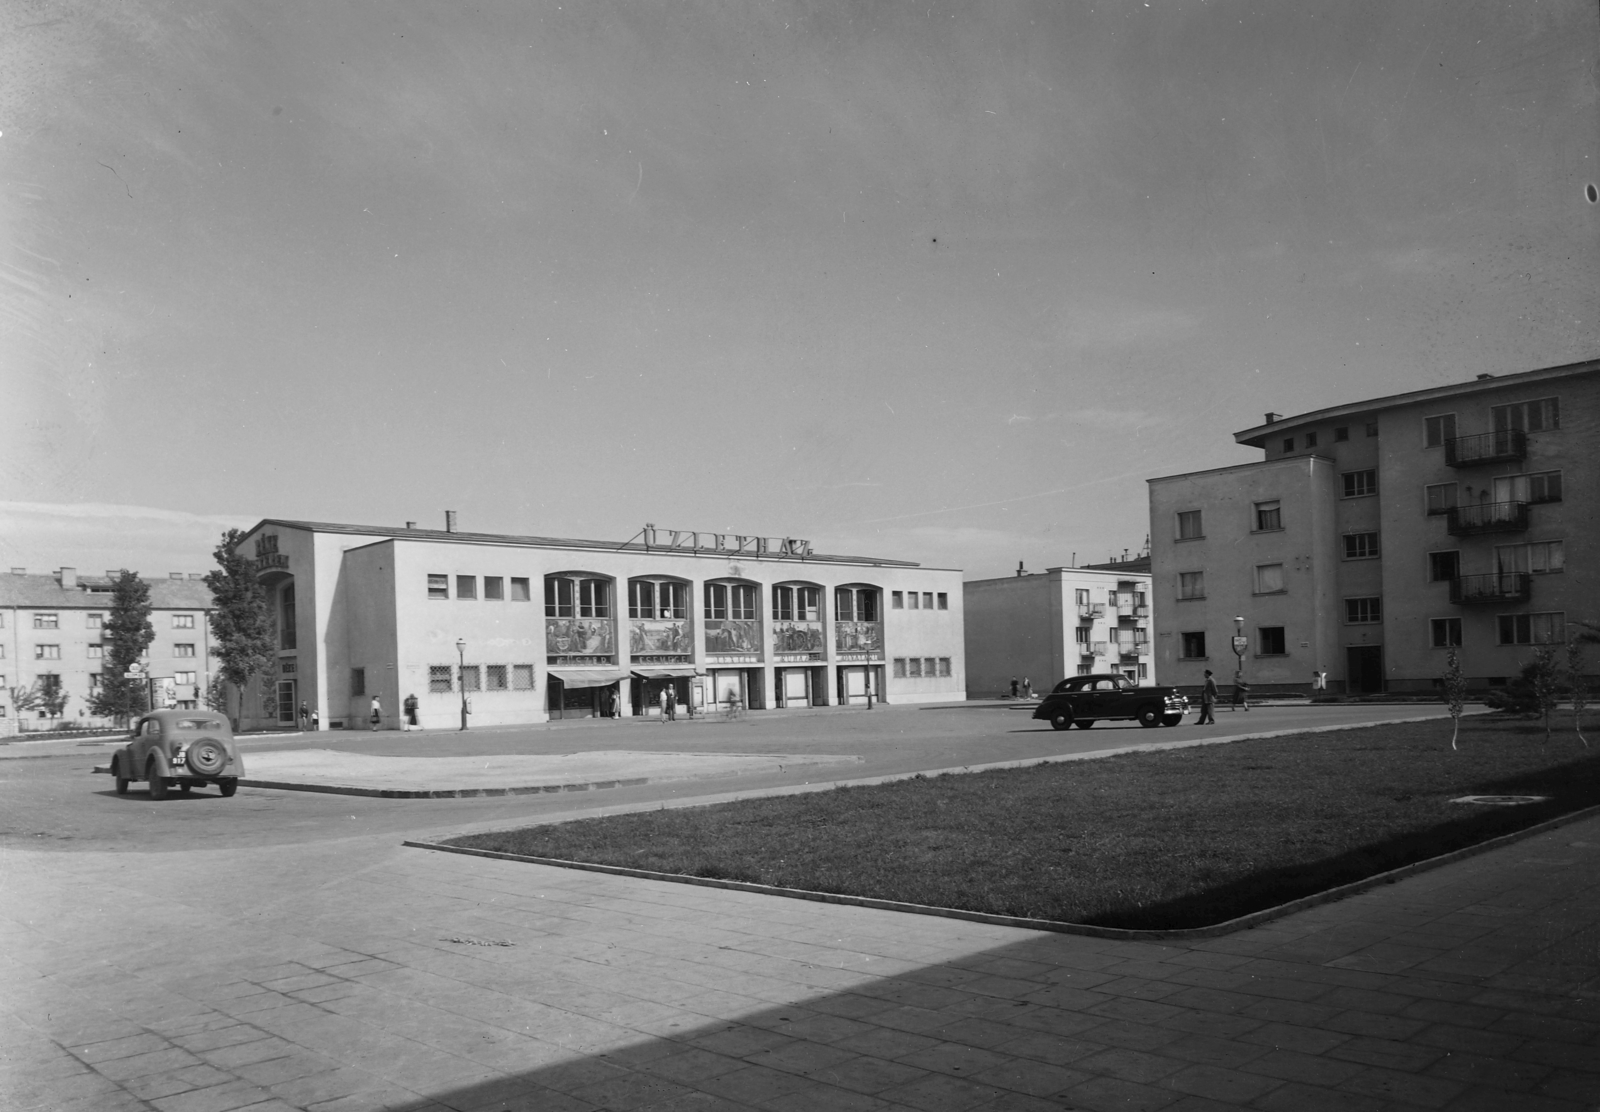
[
  {"x1": 369, "y1": 694, "x2": 382, "y2": 731},
  {"x1": 1197, "y1": 670, "x2": 1217, "y2": 725},
  {"x1": 298, "y1": 701, "x2": 310, "y2": 730},
  {"x1": 403, "y1": 692, "x2": 419, "y2": 731},
  {"x1": 1010, "y1": 677, "x2": 1019, "y2": 698},
  {"x1": 310, "y1": 708, "x2": 319, "y2": 730}
]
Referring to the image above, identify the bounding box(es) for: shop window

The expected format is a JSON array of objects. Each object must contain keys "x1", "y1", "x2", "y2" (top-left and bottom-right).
[
  {"x1": 461, "y1": 665, "x2": 482, "y2": 692},
  {"x1": 34, "y1": 613, "x2": 58, "y2": 629},
  {"x1": 512, "y1": 664, "x2": 535, "y2": 690},
  {"x1": 456, "y1": 575, "x2": 477, "y2": 600},
  {"x1": 1498, "y1": 612, "x2": 1564, "y2": 645},
  {"x1": 1258, "y1": 627, "x2": 1287, "y2": 655},
  {"x1": 510, "y1": 577, "x2": 531, "y2": 601},
  {"x1": 1176, "y1": 510, "x2": 1203, "y2": 540},
  {"x1": 172, "y1": 614, "x2": 195, "y2": 629},
  {"x1": 484, "y1": 577, "x2": 504, "y2": 601},
  {"x1": 772, "y1": 585, "x2": 819, "y2": 621},
  {"x1": 1342, "y1": 533, "x2": 1380, "y2": 560},
  {"x1": 1254, "y1": 500, "x2": 1282, "y2": 531},
  {"x1": 1425, "y1": 482, "x2": 1458, "y2": 515},
  {"x1": 1424, "y1": 414, "x2": 1456, "y2": 447},
  {"x1": 486, "y1": 665, "x2": 508, "y2": 691},
  {"x1": 1342, "y1": 469, "x2": 1377, "y2": 497},
  {"x1": 1428, "y1": 551, "x2": 1460, "y2": 582},
  {"x1": 1431, "y1": 618, "x2": 1462, "y2": 648},
  {"x1": 893, "y1": 658, "x2": 907, "y2": 678},
  {"x1": 1345, "y1": 597, "x2": 1382, "y2": 624},
  {"x1": 937, "y1": 593, "x2": 948, "y2": 610},
  {"x1": 351, "y1": 668, "x2": 366, "y2": 696},
  {"x1": 428, "y1": 574, "x2": 449, "y2": 599},
  {"x1": 1180, "y1": 632, "x2": 1206, "y2": 659},
  {"x1": 891, "y1": 591, "x2": 904, "y2": 609},
  {"x1": 428, "y1": 666, "x2": 453, "y2": 693},
  {"x1": 1254, "y1": 564, "x2": 1285, "y2": 594},
  {"x1": 1178, "y1": 572, "x2": 1204, "y2": 600}
]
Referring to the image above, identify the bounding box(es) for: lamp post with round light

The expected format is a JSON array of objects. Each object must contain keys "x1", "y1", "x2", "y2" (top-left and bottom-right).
[{"x1": 456, "y1": 638, "x2": 468, "y2": 731}]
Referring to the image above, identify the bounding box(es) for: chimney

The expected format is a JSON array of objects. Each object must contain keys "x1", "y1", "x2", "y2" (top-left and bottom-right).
[
  {"x1": 405, "y1": 521, "x2": 417, "y2": 529},
  {"x1": 444, "y1": 510, "x2": 457, "y2": 533},
  {"x1": 60, "y1": 567, "x2": 77, "y2": 588},
  {"x1": 1264, "y1": 412, "x2": 1281, "y2": 424},
  {"x1": 1016, "y1": 560, "x2": 1026, "y2": 577},
  {"x1": 1476, "y1": 373, "x2": 1494, "y2": 380}
]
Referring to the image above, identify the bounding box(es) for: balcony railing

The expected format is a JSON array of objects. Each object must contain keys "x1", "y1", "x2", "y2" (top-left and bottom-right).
[
  {"x1": 1447, "y1": 500, "x2": 1529, "y2": 536},
  {"x1": 1450, "y1": 572, "x2": 1532, "y2": 605},
  {"x1": 1086, "y1": 641, "x2": 1109, "y2": 656},
  {"x1": 1078, "y1": 604, "x2": 1105, "y2": 620},
  {"x1": 1444, "y1": 429, "x2": 1527, "y2": 467}
]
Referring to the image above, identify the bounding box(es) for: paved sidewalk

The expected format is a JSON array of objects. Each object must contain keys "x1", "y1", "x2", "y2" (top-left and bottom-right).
[{"x1": 4, "y1": 796, "x2": 1598, "y2": 1112}]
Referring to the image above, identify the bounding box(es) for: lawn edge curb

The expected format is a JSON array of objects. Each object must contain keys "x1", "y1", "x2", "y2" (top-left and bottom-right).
[
  {"x1": 234, "y1": 776, "x2": 650, "y2": 798},
  {"x1": 402, "y1": 800, "x2": 1600, "y2": 940}
]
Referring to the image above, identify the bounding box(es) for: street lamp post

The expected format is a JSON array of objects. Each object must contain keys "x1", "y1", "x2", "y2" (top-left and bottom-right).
[
  {"x1": 1231, "y1": 616, "x2": 1249, "y2": 711},
  {"x1": 456, "y1": 638, "x2": 468, "y2": 731}
]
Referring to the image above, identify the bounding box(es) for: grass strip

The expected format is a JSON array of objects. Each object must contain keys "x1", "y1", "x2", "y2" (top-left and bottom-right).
[{"x1": 447, "y1": 717, "x2": 1600, "y2": 930}]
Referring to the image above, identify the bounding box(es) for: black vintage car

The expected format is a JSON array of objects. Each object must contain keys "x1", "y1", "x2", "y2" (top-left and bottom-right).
[{"x1": 1032, "y1": 673, "x2": 1188, "y2": 730}]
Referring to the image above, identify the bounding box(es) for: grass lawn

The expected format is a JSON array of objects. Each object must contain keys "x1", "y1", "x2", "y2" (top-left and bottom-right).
[{"x1": 446, "y1": 715, "x2": 1600, "y2": 930}]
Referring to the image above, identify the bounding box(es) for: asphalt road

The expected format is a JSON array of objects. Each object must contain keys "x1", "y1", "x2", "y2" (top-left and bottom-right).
[{"x1": 0, "y1": 702, "x2": 1457, "y2": 853}]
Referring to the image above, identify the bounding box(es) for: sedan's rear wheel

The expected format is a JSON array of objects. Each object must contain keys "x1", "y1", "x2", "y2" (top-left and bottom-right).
[
  {"x1": 1049, "y1": 713, "x2": 1073, "y2": 731},
  {"x1": 112, "y1": 754, "x2": 130, "y2": 795},
  {"x1": 1137, "y1": 706, "x2": 1161, "y2": 728},
  {"x1": 147, "y1": 762, "x2": 168, "y2": 800},
  {"x1": 1075, "y1": 719, "x2": 1096, "y2": 729}
]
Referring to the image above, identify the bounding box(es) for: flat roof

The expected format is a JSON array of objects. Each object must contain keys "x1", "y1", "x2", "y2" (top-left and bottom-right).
[
  {"x1": 247, "y1": 519, "x2": 935, "y2": 569},
  {"x1": 1234, "y1": 357, "x2": 1600, "y2": 447}
]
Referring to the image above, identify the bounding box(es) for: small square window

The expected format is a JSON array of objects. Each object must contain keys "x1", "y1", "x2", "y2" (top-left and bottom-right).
[
  {"x1": 1334, "y1": 426, "x2": 1349, "y2": 441},
  {"x1": 461, "y1": 665, "x2": 482, "y2": 692},
  {"x1": 1281, "y1": 436, "x2": 1295, "y2": 453},
  {"x1": 893, "y1": 658, "x2": 907, "y2": 678},
  {"x1": 1254, "y1": 564, "x2": 1285, "y2": 594},
  {"x1": 938, "y1": 657, "x2": 951, "y2": 677},
  {"x1": 1178, "y1": 571, "x2": 1205, "y2": 599},
  {"x1": 87, "y1": 644, "x2": 103, "y2": 659},
  {"x1": 1345, "y1": 597, "x2": 1382, "y2": 624},
  {"x1": 484, "y1": 576, "x2": 504, "y2": 601},
  {"x1": 1365, "y1": 422, "x2": 1379, "y2": 437},
  {"x1": 1528, "y1": 471, "x2": 1562, "y2": 504},
  {"x1": 173, "y1": 643, "x2": 196, "y2": 657},
  {"x1": 510, "y1": 577, "x2": 531, "y2": 601},
  {"x1": 1425, "y1": 482, "x2": 1458, "y2": 515},
  {"x1": 1180, "y1": 632, "x2": 1206, "y2": 659},
  {"x1": 428, "y1": 574, "x2": 449, "y2": 600},
  {"x1": 907, "y1": 658, "x2": 922, "y2": 677},
  {"x1": 891, "y1": 591, "x2": 904, "y2": 609},
  {"x1": 1254, "y1": 500, "x2": 1282, "y2": 531},
  {"x1": 86, "y1": 613, "x2": 103, "y2": 628},
  {"x1": 351, "y1": 668, "x2": 366, "y2": 696},
  {"x1": 172, "y1": 614, "x2": 195, "y2": 629},
  {"x1": 1428, "y1": 551, "x2": 1460, "y2": 582},
  {"x1": 1342, "y1": 532, "x2": 1380, "y2": 560},
  {"x1": 429, "y1": 666, "x2": 453, "y2": 693},
  {"x1": 1431, "y1": 618, "x2": 1462, "y2": 647},
  {"x1": 1258, "y1": 627, "x2": 1286, "y2": 655},
  {"x1": 456, "y1": 575, "x2": 477, "y2": 600},
  {"x1": 1305, "y1": 431, "x2": 1318, "y2": 448},
  {"x1": 1425, "y1": 414, "x2": 1456, "y2": 448},
  {"x1": 1342, "y1": 469, "x2": 1377, "y2": 498},
  {"x1": 907, "y1": 592, "x2": 919, "y2": 610},
  {"x1": 937, "y1": 592, "x2": 948, "y2": 610},
  {"x1": 486, "y1": 664, "x2": 508, "y2": 691},
  {"x1": 1176, "y1": 510, "x2": 1203, "y2": 540},
  {"x1": 512, "y1": 664, "x2": 535, "y2": 690}
]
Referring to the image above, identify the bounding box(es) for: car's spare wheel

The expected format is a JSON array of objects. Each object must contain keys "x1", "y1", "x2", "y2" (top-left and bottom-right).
[{"x1": 186, "y1": 739, "x2": 227, "y2": 777}]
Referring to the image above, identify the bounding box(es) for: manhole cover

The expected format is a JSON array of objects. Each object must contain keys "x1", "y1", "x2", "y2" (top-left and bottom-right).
[{"x1": 1450, "y1": 794, "x2": 1550, "y2": 806}]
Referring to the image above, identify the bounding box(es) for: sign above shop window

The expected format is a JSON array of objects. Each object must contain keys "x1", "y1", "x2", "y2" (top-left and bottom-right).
[{"x1": 643, "y1": 524, "x2": 812, "y2": 558}]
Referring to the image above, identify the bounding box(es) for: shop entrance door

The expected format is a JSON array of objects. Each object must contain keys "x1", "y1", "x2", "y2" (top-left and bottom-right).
[
  {"x1": 276, "y1": 680, "x2": 296, "y2": 725},
  {"x1": 839, "y1": 666, "x2": 868, "y2": 705},
  {"x1": 782, "y1": 670, "x2": 809, "y2": 708},
  {"x1": 713, "y1": 671, "x2": 743, "y2": 710}
]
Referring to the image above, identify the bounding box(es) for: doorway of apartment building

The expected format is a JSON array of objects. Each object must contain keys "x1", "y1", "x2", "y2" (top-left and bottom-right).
[{"x1": 1346, "y1": 646, "x2": 1385, "y2": 694}]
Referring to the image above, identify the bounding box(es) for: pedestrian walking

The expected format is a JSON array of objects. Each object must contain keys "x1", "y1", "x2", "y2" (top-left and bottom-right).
[
  {"x1": 298, "y1": 701, "x2": 310, "y2": 730},
  {"x1": 369, "y1": 694, "x2": 382, "y2": 731},
  {"x1": 1197, "y1": 670, "x2": 1217, "y2": 725},
  {"x1": 403, "y1": 692, "x2": 419, "y2": 731},
  {"x1": 1022, "y1": 677, "x2": 1033, "y2": 699},
  {"x1": 1010, "y1": 677, "x2": 1019, "y2": 699},
  {"x1": 1232, "y1": 672, "x2": 1250, "y2": 711},
  {"x1": 664, "y1": 684, "x2": 677, "y2": 721},
  {"x1": 310, "y1": 708, "x2": 319, "y2": 731}
]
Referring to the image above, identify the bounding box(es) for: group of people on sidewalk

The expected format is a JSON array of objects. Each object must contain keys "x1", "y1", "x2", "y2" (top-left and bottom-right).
[{"x1": 1195, "y1": 668, "x2": 1249, "y2": 724}]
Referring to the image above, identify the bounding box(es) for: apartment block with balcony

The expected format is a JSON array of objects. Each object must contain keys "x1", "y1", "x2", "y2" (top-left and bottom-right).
[
  {"x1": 963, "y1": 565, "x2": 1155, "y2": 698},
  {"x1": 1148, "y1": 358, "x2": 1598, "y2": 695}
]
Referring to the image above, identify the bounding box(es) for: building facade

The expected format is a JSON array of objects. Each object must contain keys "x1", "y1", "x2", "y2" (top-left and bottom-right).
[
  {"x1": 230, "y1": 518, "x2": 966, "y2": 731},
  {"x1": 0, "y1": 568, "x2": 214, "y2": 731},
  {"x1": 1148, "y1": 359, "x2": 1598, "y2": 695},
  {"x1": 964, "y1": 566, "x2": 1155, "y2": 698}
]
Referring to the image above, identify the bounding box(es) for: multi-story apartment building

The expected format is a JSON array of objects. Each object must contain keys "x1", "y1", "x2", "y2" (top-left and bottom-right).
[
  {"x1": 0, "y1": 568, "x2": 215, "y2": 730},
  {"x1": 227, "y1": 516, "x2": 966, "y2": 731},
  {"x1": 1148, "y1": 359, "x2": 1597, "y2": 694},
  {"x1": 964, "y1": 565, "x2": 1154, "y2": 698}
]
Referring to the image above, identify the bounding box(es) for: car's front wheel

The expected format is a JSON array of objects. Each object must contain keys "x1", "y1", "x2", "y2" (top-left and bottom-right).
[
  {"x1": 1137, "y1": 706, "x2": 1161, "y2": 728},
  {"x1": 1049, "y1": 712, "x2": 1073, "y2": 731},
  {"x1": 218, "y1": 779, "x2": 238, "y2": 798},
  {"x1": 1075, "y1": 719, "x2": 1096, "y2": 729}
]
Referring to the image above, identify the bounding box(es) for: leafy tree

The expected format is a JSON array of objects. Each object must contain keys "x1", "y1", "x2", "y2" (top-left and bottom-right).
[
  {"x1": 1570, "y1": 638, "x2": 1591, "y2": 748},
  {"x1": 1442, "y1": 646, "x2": 1468, "y2": 751},
  {"x1": 88, "y1": 571, "x2": 155, "y2": 725},
  {"x1": 35, "y1": 674, "x2": 69, "y2": 719},
  {"x1": 1529, "y1": 643, "x2": 1561, "y2": 743},
  {"x1": 204, "y1": 529, "x2": 274, "y2": 730},
  {"x1": 8, "y1": 684, "x2": 41, "y2": 716},
  {"x1": 203, "y1": 673, "x2": 229, "y2": 715}
]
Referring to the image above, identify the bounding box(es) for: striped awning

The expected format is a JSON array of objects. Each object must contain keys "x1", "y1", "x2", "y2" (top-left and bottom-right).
[{"x1": 547, "y1": 668, "x2": 630, "y2": 689}]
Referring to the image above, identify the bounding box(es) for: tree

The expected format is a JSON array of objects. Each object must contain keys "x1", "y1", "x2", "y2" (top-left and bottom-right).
[
  {"x1": 88, "y1": 571, "x2": 155, "y2": 725},
  {"x1": 204, "y1": 529, "x2": 274, "y2": 731},
  {"x1": 203, "y1": 673, "x2": 229, "y2": 715},
  {"x1": 1570, "y1": 638, "x2": 1591, "y2": 748},
  {"x1": 35, "y1": 674, "x2": 70, "y2": 720},
  {"x1": 1529, "y1": 643, "x2": 1561, "y2": 743},
  {"x1": 1442, "y1": 646, "x2": 1468, "y2": 751},
  {"x1": 8, "y1": 684, "x2": 41, "y2": 717}
]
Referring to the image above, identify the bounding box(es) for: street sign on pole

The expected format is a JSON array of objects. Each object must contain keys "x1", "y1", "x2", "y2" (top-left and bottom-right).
[{"x1": 1231, "y1": 636, "x2": 1249, "y2": 655}]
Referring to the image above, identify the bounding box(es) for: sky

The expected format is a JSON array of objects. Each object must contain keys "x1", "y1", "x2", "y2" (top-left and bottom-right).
[{"x1": 2, "y1": 0, "x2": 1595, "y2": 581}]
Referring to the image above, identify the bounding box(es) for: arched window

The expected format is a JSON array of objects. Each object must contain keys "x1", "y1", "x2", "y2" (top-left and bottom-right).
[
  {"x1": 772, "y1": 582, "x2": 824, "y2": 660},
  {"x1": 705, "y1": 582, "x2": 758, "y2": 620},
  {"x1": 629, "y1": 579, "x2": 687, "y2": 619},
  {"x1": 545, "y1": 575, "x2": 611, "y2": 618},
  {"x1": 834, "y1": 584, "x2": 883, "y2": 658},
  {"x1": 628, "y1": 577, "x2": 692, "y2": 659},
  {"x1": 545, "y1": 574, "x2": 616, "y2": 663},
  {"x1": 772, "y1": 584, "x2": 820, "y2": 621},
  {"x1": 834, "y1": 585, "x2": 880, "y2": 623},
  {"x1": 703, "y1": 579, "x2": 761, "y2": 658}
]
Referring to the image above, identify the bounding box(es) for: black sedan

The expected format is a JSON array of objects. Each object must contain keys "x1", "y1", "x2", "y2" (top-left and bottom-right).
[{"x1": 1032, "y1": 673, "x2": 1188, "y2": 730}]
